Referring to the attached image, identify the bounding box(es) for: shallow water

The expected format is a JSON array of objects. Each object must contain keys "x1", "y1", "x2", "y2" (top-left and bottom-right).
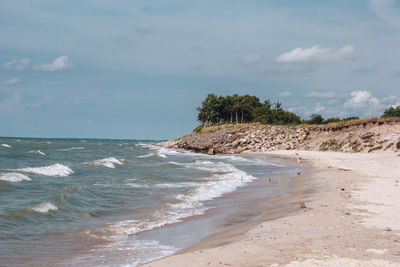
[{"x1": 0, "y1": 137, "x2": 298, "y2": 266}]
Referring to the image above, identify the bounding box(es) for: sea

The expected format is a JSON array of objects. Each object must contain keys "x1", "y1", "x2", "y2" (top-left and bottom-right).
[{"x1": 0, "y1": 137, "x2": 300, "y2": 266}]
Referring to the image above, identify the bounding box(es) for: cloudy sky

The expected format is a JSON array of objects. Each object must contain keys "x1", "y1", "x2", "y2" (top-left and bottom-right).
[{"x1": 1, "y1": 0, "x2": 400, "y2": 139}]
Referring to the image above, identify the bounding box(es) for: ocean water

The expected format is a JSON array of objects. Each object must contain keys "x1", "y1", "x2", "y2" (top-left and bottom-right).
[{"x1": 0, "y1": 137, "x2": 298, "y2": 266}]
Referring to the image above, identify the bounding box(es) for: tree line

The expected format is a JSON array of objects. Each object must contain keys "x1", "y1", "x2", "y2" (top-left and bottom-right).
[
  {"x1": 197, "y1": 94, "x2": 300, "y2": 126},
  {"x1": 196, "y1": 93, "x2": 400, "y2": 127}
]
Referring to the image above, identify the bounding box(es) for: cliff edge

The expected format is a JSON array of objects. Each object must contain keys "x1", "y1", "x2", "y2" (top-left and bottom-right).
[{"x1": 163, "y1": 117, "x2": 400, "y2": 154}]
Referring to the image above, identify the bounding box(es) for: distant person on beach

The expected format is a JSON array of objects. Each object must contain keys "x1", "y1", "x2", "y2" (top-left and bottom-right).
[
  {"x1": 297, "y1": 157, "x2": 303, "y2": 165},
  {"x1": 297, "y1": 156, "x2": 302, "y2": 175}
]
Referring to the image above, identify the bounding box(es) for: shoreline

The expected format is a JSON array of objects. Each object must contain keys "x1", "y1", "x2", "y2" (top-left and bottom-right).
[{"x1": 140, "y1": 150, "x2": 400, "y2": 266}]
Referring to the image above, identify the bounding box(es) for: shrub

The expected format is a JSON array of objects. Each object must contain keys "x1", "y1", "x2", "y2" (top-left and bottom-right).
[{"x1": 193, "y1": 125, "x2": 204, "y2": 133}]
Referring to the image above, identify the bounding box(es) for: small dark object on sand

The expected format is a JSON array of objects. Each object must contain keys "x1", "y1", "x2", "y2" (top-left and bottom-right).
[
  {"x1": 299, "y1": 202, "x2": 306, "y2": 209},
  {"x1": 341, "y1": 188, "x2": 345, "y2": 191}
]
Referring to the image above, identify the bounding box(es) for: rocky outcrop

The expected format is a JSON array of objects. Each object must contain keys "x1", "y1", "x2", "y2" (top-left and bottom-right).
[{"x1": 163, "y1": 118, "x2": 400, "y2": 154}]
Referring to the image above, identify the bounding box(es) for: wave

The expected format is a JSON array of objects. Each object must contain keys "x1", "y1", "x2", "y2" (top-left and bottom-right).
[
  {"x1": 105, "y1": 162, "x2": 255, "y2": 236},
  {"x1": 137, "y1": 144, "x2": 186, "y2": 159},
  {"x1": 137, "y1": 153, "x2": 154, "y2": 158},
  {"x1": 154, "y1": 182, "x2": 199, "y2": 189},
  {"x1": 14, "y1": 163, "x2": 74, "y2": 177},
  {"x1": 59, "y1": 146, "x2": 85, "y2": 151},
  {"x1": 125, "y1": 183, "x2": 151, "y2": 188},
  {"x1": 169, "y1": 160, "x2": 238, "y2": 173},
  {"x1": 125, "y1": 182, "x2": 199, "y2": 189},
  {"x1": 31, "y1": 202, "x2": 58, "y2": 213},
  {"x1": 85, "y1": 157, "x2": 124, "y2": 168},
  {"x1": 27, "y1": 150, "x2": 46, "y2": 156},
  {"x1": 1, "y1": 144, "x2": 11, "y2": 148},
  {"x1": 0, "y1": 173, "x2": 31, "y2": 182}
]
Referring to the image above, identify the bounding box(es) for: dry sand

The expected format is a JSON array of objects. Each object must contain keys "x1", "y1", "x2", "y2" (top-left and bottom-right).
[{"x1": 141, "y1": 151, "x2": 400, "y2": 267}]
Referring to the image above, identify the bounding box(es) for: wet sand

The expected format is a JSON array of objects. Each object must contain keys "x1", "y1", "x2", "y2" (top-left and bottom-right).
[{"x1": 141, "y1": 151, "x2": 400, "y2": 266}]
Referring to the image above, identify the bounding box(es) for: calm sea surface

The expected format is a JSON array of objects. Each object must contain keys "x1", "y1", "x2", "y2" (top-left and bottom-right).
[{"x1": 0, "y1": 137, "x2": 298, "y2": 266}]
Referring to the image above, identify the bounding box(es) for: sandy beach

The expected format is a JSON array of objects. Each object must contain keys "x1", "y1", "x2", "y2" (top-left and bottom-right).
[{"x1": 141, "y1": 151, "x2": 400, "y2": 266}]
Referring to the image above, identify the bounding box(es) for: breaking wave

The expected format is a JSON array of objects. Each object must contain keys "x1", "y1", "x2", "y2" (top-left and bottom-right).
[
  {"x1": 27, "y1": 150, "x2": 46, "y2": 156},
  {"x1": 0, "y1": 173, "x2": 31, "y2": 182},
  {"x1": 14, "y1": 164, "x2": 74, "y2": 177},
  {"x1": 59, "y1": 147, "x2": 85, "y2": 151},
  {"x1": 31, "y1": 202, "x2": 58, "y2": 213},
  {"x1": 137, "y1": 153, "x2": 155, "y2": 158},
  {"x1": 85, "y1": 157, "x2": 124, "y2": 168},
  {"x1": 1, "y1": 144, "x2": 11, "y2": 148},
  {"x1": 104, "y1": 161, "x2": 255, "y2": 236}
]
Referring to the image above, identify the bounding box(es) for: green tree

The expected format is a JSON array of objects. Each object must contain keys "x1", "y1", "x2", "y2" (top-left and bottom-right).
[
  {"x1": 309, "y1": 114, "x2": 324, "y2": 124},
  {"x1": 196, "y1": 93, "x2": 301, "y2": 126},
  {"x1": 197, "y1": 94, "x2": 223, "y2": 126},
  {"x1": 382, "y1": 106, "x2": 400, "y2": 117}
]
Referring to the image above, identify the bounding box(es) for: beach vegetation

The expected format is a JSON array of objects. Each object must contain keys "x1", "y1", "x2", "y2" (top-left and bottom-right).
[
  {"x1": 303, "y1": 114, "x2": 360, "y2": 125},
  {"x1": 319, "y1": 139, "x2": 344, "y2": 151},
  {"x1": 197, "y1": 94, "x2": 301, "y2": 126},
  {"x1": 382, "y1": 106, "x2": 400, "y2": 117},
  {"x1": 193, "y1": 125, "x2": 204, "y2": 133},
  {"x1": 308, "y1": 114, "x2": 324, "y2": 125}
]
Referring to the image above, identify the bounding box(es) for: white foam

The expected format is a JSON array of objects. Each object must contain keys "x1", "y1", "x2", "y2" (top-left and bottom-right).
[
  {"x1": 0, "y1": 172, "x2": 31, "y2": 182},
  {"x1": 137, "y1": 144, "x2": 187, "y2": 159},
  {"x1": 126, "y1": 183, "x2": 150, "y2": 188},
  {"x1": 1, "y1": 144, "x2": 11, "y2": 148},
  {"x1": 216, "y1": 154, "x2": 284, "y2": 167},
  {"x1": 171, "y1": 168, "x2": 255, "y2": 210},
  {"x1": 86, "y1": 157, "x2": 124, "y2": 168},
  {"x1": 27, "y1": 150, "x2": 46, "y2": 156},
  {"x1": 154, "y1": 182, "x2": 199, "y2": 189},
  {"x1": 59, "y1": 146, "x2": 85, "y2": 151},
  {"x1": 32, "y1": 202, "x2": 58, "y2": 213},
  {"x1": 69, "y1": 237, "x2": 177, "y2": 267},
  {"x1": 107, "y1": 161, "x2": 255, "y2": 236},
  {"x1": 137, "y1": 153, "x2": 154, "y2": 158},
  {"x1": 169, "y1": 160, "x2": 238, "y2": 173},
  {"x1": 15, "y1": 163, "x2": 74, "y2": 177}
]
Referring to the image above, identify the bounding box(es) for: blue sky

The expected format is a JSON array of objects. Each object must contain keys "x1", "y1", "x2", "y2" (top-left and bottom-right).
[{"x1": 1, "y1": 0, "x2": 400, "y2": 139}]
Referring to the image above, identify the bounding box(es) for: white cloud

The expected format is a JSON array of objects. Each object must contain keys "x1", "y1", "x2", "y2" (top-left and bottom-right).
[
  {"x1": 33, "y1": 56, "x2": 73, "y2": 71},
  {"x1": 5, "y1": 77, "x2": 22, "y2": 85},
  {"x1": 370, "y1": 0, "x2": 400, "y2": 29},
  {"x1": 307, "y1": 91, "x2": 336, "y2": 98},
  {"x1": 344, "y1": 90, "x2": 380, "y2": 109},
  {"x1": 381, "y1": 95, "x2": 400, "y2": 108},
  {"x1": 275, "y1": 45, "x2": 358, "y2": 63},
  {"x1": 313, "y1": 102, "x2": 325, "y2": 113},
  {"x1": 3, "y1": 59, "x2": 30, "y2": 71},
  {"x1": 279, "y1": 91, "x2": 291, "y2": 97},
  {"x1": 241, "y1": 54, "x2": 261, "y2": 65}
]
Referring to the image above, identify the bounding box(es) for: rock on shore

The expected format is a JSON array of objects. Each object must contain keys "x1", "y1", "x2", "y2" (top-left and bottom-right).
[{"x1": 162, "y1": 118, "x2": 400, "y2": 154}]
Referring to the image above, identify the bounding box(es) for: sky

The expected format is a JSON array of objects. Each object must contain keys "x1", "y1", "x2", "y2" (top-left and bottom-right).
[{"x1": 1, "y1": 0, "x2": 400, "y2": 140}]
